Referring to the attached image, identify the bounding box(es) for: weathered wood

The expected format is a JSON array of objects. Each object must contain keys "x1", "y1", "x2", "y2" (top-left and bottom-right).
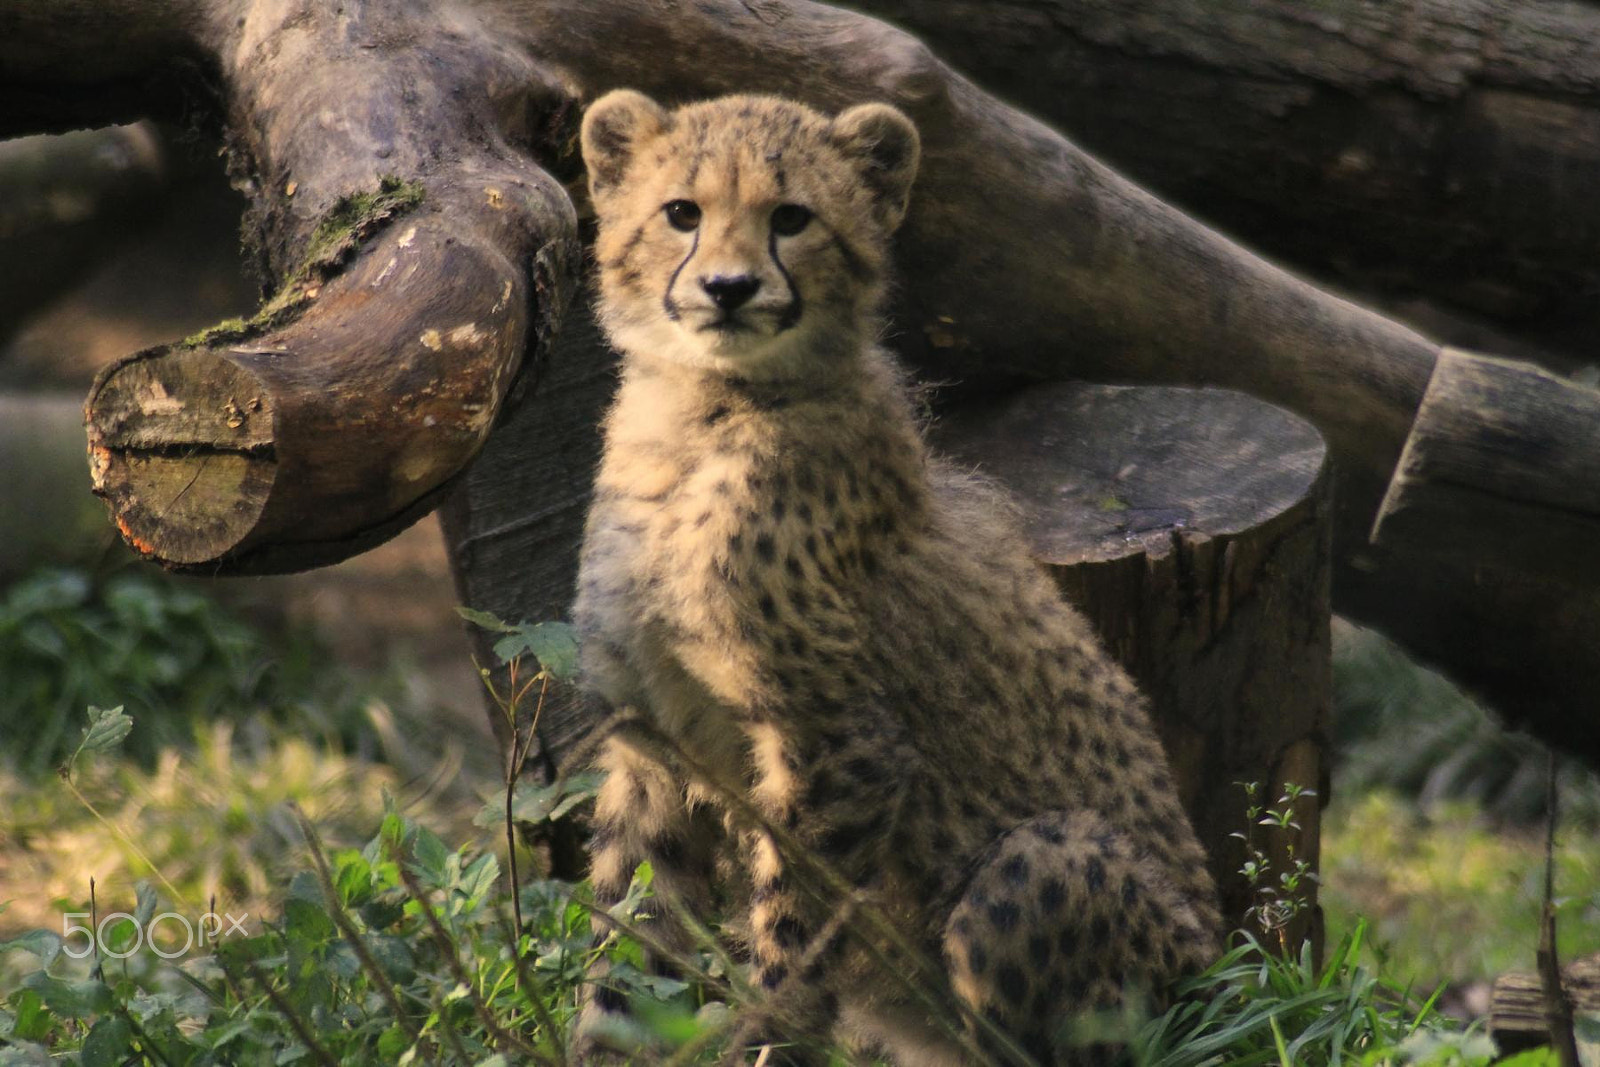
[
  {"x1": 438, "y1": 296, "x2": 617, "y2": 760},
  {"x1": 84, "y1": 183, "x2": 567, "y2": 571},
  {"x1": 856, "y1": 0, "x2": 1600, "y2": 354},
  {"x1": 1373, "y1": 349, "x2": 1600, "y2": 587},
  {"x1": 70, "y1": 0, "x2": 584, "y2": 573},
  {"x1": 0, "y1": 2, "x2": 205, "y2": 140},
  {"x1": 9, "y1": 0, "x2": 1442, "y2": 578},
  {"x1": 1492, "y1": 953, "x2": 1600, "y2": 1057},
  {"x1": 932, "y1": 382, "x2": 1332, "y2": 947}
]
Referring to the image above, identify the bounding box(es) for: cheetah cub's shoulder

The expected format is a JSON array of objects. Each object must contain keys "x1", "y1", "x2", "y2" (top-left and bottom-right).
[{"x1": 573, "y1": 89, "x2": 1219, "y2": 1066}]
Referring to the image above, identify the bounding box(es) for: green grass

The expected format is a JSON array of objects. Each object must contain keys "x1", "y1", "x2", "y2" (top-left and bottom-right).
[
  {"x1": 0, "y1": 704, "x2": 1576, "y2": 1065},
  {"x1": 1, "y1": 726, "x2": 1546, "y2": 1067},
  {"x1": 1126, "y1": 925, "x2": 1522, "y2": 1067},
  {"x1": 2, "y1": 575, "x2": 1594, "y2": 1064},
  {"x1": 1, "y1": 779, "x2": 1562, "y2": 1066},
  {"x1": 1327, "y1": 621, "x2": 1600, "y2": 989},
  {"x1": 0, "y1": 716, "x2": 476, "y2": 936},
  {"x1": 1321, "y1": 791, "x2": 1600, "y2": 986}
]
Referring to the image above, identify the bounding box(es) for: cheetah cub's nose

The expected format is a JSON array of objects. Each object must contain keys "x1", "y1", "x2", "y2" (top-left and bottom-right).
[{"x1": 701, "y1": 274, "x2": 761, "y2": 311}]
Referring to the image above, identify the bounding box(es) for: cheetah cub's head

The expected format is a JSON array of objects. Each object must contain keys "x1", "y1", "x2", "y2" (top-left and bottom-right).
[{"x1": 581, "y1": 91, "x2": 919, "y2": 379}]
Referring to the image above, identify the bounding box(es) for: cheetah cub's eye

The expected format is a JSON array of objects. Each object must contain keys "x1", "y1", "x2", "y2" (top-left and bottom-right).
[
  {"x1": 664, "y1": 200, "x2": 702, "y2": 231},
  {"x1": 770, "y1": 204, "x2": 813, "y2": 236}
]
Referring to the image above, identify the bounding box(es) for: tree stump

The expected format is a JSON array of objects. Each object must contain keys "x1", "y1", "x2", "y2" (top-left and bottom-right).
[{"x1": 932, "y1": 382, "x2": 1333, "y2": 947}]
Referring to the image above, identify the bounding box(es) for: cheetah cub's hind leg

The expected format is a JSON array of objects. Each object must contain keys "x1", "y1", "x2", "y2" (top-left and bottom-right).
[{"x1": 942, "y1": 811, "x2": 1216, "y2": 1067}]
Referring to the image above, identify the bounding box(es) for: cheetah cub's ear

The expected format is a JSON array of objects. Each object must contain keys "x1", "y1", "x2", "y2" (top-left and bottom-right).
[
  {"x1": 830, "y1": 103, "x2": 921, "y2": 233},
  {"x1": 581, "y1": 89, "x2": 671, "y2": 201}
]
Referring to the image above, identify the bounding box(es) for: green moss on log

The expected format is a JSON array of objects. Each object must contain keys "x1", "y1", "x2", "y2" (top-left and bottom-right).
[{"x1": 182, "y1": 176, "x2": 425, "y2": 349}]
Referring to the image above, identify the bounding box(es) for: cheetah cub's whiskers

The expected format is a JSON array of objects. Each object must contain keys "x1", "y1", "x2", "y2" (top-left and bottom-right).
[{"x1": 573, "y1": 89, "x2": 1220, "y2": 1066}]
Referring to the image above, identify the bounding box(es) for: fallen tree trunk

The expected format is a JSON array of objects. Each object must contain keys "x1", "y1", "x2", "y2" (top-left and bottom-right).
[
  {"x1": 4, "y1": 0, "x2": 1438, "y2": 577},
  {"x1": 47, "y1": 0, "x2": 587, "y2": 573},
  {"x1": 6, "y1": 0, "x2": 1600, "y2": 762},
  {"x1": 857, "y1": 0, "x2": 1600, "y2": 355},
  {"x1": 1374, "y1": 350, "x2": 1600, "y2": 588}
]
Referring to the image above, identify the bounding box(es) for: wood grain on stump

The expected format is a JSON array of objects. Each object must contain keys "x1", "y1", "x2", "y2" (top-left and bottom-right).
[{"x1": 933, "y1": 382, "x2": 1333, "y2": 947}]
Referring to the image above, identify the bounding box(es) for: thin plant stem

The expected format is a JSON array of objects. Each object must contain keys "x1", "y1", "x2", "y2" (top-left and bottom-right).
[
  {"x1": 1537, "y1": 750, "x2": 1580, "y2": 1067},
  {"x1": 506, "y1": 670, "x2": 549, "y2": 939},
  {"x1": 391, "y1": 848, "x2": 549, "y2": 1063},
  {"x1": 60, "y1": 778, "x2": 186, "y2": 905},
  {"x1": 242, "y1": 958, "x2": 341, "y2": 1067}
]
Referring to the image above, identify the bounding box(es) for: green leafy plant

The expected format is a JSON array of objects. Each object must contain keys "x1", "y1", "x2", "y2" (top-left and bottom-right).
[
  {"x1": 0, "y1": 567, "x2": 409, "y2": 776},
  {"x1": 2, "y1": 712, "x2": 476, "y2": 937},
  {"x1": 1, "y1": 705, "x2": 1566, "y2": 1067},
  {"x1": 1233, "y1": 780, "x2": 1320, "y2": 955},
  {"x1": 1, "y1": 704, "x2": 664, "y2": 1065},
  {"x1": 5, "y1": 607, "x2": 1588, "y2": 1066},
  {"x1": 1127, "y1": 921, "x2": 1533, "y2": 1067}
]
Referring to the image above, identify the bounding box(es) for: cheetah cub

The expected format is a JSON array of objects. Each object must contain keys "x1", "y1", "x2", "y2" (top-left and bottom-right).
[{"x1": 573, "y1": 90, "x2": 1220, "y2": 1065}]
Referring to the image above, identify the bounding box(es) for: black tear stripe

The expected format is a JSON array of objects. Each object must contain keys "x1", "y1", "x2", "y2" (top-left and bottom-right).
[
  {"x1": 769, "y1": 229, "x2": 803, "y2": 331},
  {"x1": 663, "y1": 226, "x2": 700, "y2": 323}
]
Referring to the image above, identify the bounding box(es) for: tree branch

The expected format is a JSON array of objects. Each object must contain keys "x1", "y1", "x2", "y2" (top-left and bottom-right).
[
  {"x1": 856, "y1": 0, "x2": 1600, "y2": 350},
  {"x1": 0, "y1": 1, "x2": 215, "y2": 137},
  {"x1": 78, "y1": 0, "x2": 581, "y2": 573}
]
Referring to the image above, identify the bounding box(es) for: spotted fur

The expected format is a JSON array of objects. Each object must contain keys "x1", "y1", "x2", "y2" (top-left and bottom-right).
[{"x1": 573, "y1": 90, "x2": 1220, "y2": 1066}]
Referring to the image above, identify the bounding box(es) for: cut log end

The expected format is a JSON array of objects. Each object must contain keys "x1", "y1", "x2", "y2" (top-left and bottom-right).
[
  {"x1": 1372, "y1": 347, "x2": 1600, "y2": 587},
  {"x1": 87, "y1": 346, "x2": 277, "y2": 566},
  {"x1": 80, "y1": 175, "x2": 572, "y2": 574},
  {"x1": 934, "y1": 383, "x2": 1328, "y2": 564}
]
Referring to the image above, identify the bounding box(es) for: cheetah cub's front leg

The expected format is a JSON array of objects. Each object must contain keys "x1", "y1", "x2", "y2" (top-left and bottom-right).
[{"x1": 575, "y1": 733, "x2": 720, "y2": 1060}]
